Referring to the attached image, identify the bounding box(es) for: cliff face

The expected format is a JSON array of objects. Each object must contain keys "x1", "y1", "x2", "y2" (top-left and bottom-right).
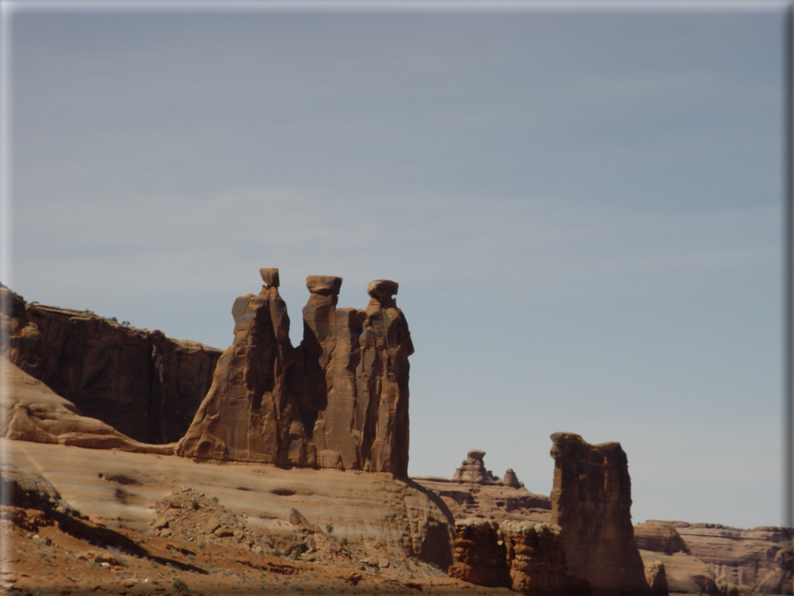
[
  {"x1": 448, "y1": 519, "x2": 511, "y2": 588},
  {"x1": 176, "y1": 269, "x2": 414, "y2": 475},
  {"x1": 550, "y1": 432, "x2": 650, "y2": 595},
  {"x1": 1, "y1": 286, "x2": 221, "y2": 444},
  {"x1": 502, "y1": 521, "x2": 589, "y2": 596},
  {"x1": 635, "y1": 521, "x2": 793, "y2": 594},
  {"x1": 671, "y1": 522, "x2": 793, "y2": 594},
  {"x1": 448, "y1": 519, "x2": 586, "y2": 595},
  {"x1": 1, "y1": 357, "x2": 174, "y2": 454}
]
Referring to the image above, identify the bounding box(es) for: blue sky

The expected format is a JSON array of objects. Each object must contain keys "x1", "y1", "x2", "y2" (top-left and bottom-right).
[{"x1": 4, "y1": 2, "x2": 787, "y2": 529}]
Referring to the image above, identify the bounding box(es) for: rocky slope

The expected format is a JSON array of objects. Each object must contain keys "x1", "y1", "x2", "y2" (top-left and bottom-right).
[
  {"x1": 1, "y1": 442, "x2": 508, "y2": 595},
  {"x1": 176, "y1": 270, "x2": 414, "y2": 475},
  {"x1": 1, "y1": 285, "x2": 220, "y2": 444},
  {"x1": 3, "y1": 437, "x2": 454, "y2": 572}
]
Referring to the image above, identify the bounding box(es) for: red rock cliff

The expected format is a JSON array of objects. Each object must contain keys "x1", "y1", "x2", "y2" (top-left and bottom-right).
[
  {"x1": 1, "y1": 285, "x2": 221, "y2": 444},
  {"x1": 176, "y1": 269, "x2": 414, "y2": 475}
]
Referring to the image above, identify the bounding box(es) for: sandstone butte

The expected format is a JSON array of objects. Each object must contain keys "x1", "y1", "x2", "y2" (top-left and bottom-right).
[{"x1": 175, "y1": 269, "x2": 414, "y2": 475}]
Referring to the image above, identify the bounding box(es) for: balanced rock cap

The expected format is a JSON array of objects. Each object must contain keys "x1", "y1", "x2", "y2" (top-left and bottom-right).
[
  {"x1": 306, "y1": 275, "x2": 343, "y2": 296},
  {"x1": 260, "y1": 268, "x2": 280, "y2": 288},
  {"x1": 367, "y1": 279, "x2": 399, "y2": 300}
]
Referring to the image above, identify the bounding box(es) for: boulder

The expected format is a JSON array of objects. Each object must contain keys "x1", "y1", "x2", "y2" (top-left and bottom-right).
[
  {"x1": 447, "y1": 519, "x2": 510, "y2": 587},
  {"x1": 177, "y1": 269, "x2": 414, "y2": 475},
  {"x1": 1, "y1": 285, "x2": 220, "y2": 444},
  {"x1": 549, "y1": 432, "x2": 650, "y2": 595}
]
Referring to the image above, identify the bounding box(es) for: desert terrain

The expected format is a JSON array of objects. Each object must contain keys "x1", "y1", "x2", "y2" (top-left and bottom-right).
[{"x1": 1, "y1": 276, "x2": 791, "y2": 595}]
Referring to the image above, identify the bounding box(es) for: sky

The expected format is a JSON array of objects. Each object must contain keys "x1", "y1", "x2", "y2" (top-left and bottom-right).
[{"x1": 2, "y1": 1, "x2": 788, "y2": 530}]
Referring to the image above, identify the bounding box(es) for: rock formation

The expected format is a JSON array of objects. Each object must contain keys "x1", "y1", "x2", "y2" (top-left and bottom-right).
[
  {"x1": 1, "y1": 285, "x2": 220, "y2": 444},
  {"x1": 634, "y1": 521, "x2": 689, "y2": 555},
  {"x1": 176, "y1": 269, "x2": 414, "y2": 475},
  {"x1": 416, "y1": 450, "x2": 550, "y2": 524},
  {"x1": 502, "y1": 521, "x2": 589, "y2": 595},
  {"x1": 549, "y1": 432, "x2": 650, "y2": 595},
  {"x1": 452, "y1": 449, "x2": 500, "y2": 484},
  {"x1": 656, "y1": 522, "x2": 793, "y2": 594},
  {"x1": 415, "y1": 476, "x2": 552, "y2": 525},
  {"x1": 643, "y1": 560, "x2": 669, "y2": 596},
  {"x1": 503, "y1": 468, "x2": 522, "y2": 489},
  {"x1": 447, "y1": 519, "x2": 510, "y2": 587},
  {"x1": 636, "y1": 549, "x2": 718, "y2": 595},
  {"x1": 449, "y1": 450, "x2": 525, "y2": 488},
  {"x1": 1, "y1": 357, "x2": 173, "y2": 454},
  {"x1": 4, "y1": 436, "x2": 455, "y2": 572}
]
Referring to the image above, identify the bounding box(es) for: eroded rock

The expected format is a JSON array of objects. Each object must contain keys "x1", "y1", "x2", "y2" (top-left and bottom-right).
[
  {"x1": 634, "y1": 521, "x2": 690, "y2": 555},
  {"x1": 452, "y1": 450, "x2": 499, "y2": 484},
  {"x1": 177, "y1": 269, "x2": 413, "y2": 475},
  {"x1": 670, "y1": 522, "x2": 794, "y2": 594},
  {"x1": 1, "y1": 285, "x2": 220, "y2": 444},
  {"x1": 644, "y1": 560, "x2": 669, "y2": 596},
  {"x1": 447, "y1": 519, "x2": 510, "y2": 588},
  {"x1": 503, "y1": 468, "x2": 522, "y2": 489},
  {"x1": 502, "y1": 520, "x2": 588, "y2": 595},
  {"x1": 550, "y1": 432, "x2": 650, "y2": 595},
  {"x1": 1, "y1": 358, "x2": 174, "y2": 455}
]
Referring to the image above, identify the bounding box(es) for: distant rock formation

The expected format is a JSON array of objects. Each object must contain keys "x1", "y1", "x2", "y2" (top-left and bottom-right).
[
  {"x1": 636, "y1": 549, "x2": 718, "y2": 595},
  {"x1": 649, "y1": 521, "x2": 794, "y2": 594},
  {"x1": 550, "y1": 432, "x2": 650, "y2": 595},
  {"x1": 448, "y1": 519, "x2": 510, "y2": 587},
  {"x1": 415, "y1": 476, "x2": 551, "y2": 525},
  {"x1": 450, "y1": 449, "x2": 524, "y2": 488},
  {"x1": 1, "y1": 285, "x2": 220, "y2": 444},
  {"x1": 634, "y1": 521, "x2": 689, "y2": 555},
  {"x1": 452, "y1": 450, "x2": 499, "y2": 484},
  {"x1": 502, "y1": 521, "x2": 589, "y2": 595},
  {"x1": 503, "y1": 468, "x2": 522, "y2": 488},
  {"x1": 176, "y1": 269, "x2": 414, "y2": 475},
  {"x1": 416, "y1": 449, "x2": 549, "y2": 525}
]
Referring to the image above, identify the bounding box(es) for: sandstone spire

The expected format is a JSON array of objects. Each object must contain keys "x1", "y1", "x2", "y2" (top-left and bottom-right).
[
  {"x1": 176, "y1": 269, "x2": 413, "y2": 475},
  {"x1": 550, "y1": 432, "x2": 650, "y2": 595}
]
